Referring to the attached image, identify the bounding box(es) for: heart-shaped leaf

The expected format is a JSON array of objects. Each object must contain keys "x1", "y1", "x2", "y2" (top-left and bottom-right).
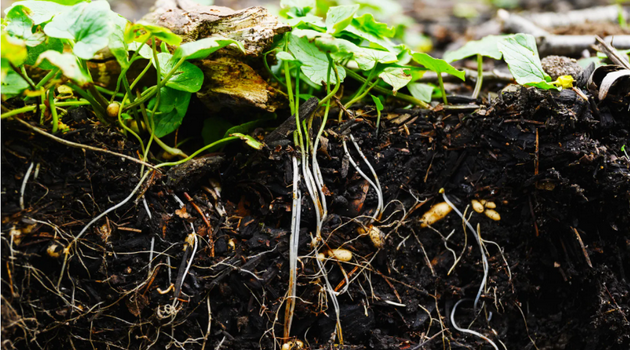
[
  {"x1": 326, "y1": 5, "x2": 359, "y2": 34},
  {"x1": 287, "y1": 33, "x2": 346, "y2": 85},
  {"x1": 412, "y1": 52, "x2": 465, "y2": 81},
  {"x1": 497, "y1": 34, "x2": 556, "y2": 90},
  {"x1": 379, "y1": 66, "x2": 412, "y2": 92},
  {"x1": 124, "y1": 23, "x2": 182, "y2": 46},
  {"x1": 5, "y1": 5, "x2": 45, "y2": 47},
  {"x1": 352, "y1": 13, "x2": 395, "y2": 38},
  {"x1": 147, "y1": 87, "x2": 192, "y2": 138},
  {"x1": 154, "y1": 53, "x2": 204, "y2": 93},
  {"x1": 35, "y1": 50, "x2": 91, "y2": 86},
  {"x1": 3, "y1": 1, "x2": 71, "y2": 25},
  {"x1": 172, "y1": 36, "x2": 244, "y2": 61},
  {"x1": 443, "y1": 35, "x2": 505, "y2": 62},
  {"x1": 407, "y1": 82, "x2": 435, "y2": 102},
  {"x1": 44, "y1": 1, "x2": 126, "y2": 60}
]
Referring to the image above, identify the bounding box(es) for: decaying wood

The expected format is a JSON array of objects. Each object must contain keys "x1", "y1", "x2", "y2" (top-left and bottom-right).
[{"x1": 142, "y1": 0, "x2": 291, "y2": 112}]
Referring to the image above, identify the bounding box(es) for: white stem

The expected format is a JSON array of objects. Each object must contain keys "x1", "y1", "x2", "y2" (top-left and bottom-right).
[{"x1": 284, "y1": 155, "x2": 301, "y2": 339}]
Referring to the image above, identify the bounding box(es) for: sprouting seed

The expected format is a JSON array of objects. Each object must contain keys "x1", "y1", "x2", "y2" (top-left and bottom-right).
[
  {"x1": 317, "y1": 253, "x2": 326, "y2": 262},
  {"x1": 282, "y1": 339, "x2": 304, "y2": 350},
  {"x1": 484, "y1": 201, "x2": 497, "y2": 209},
  {"x1": 327, "y1": 249, "x2": 353, "y2": 262},
  {"x1": 420, "y1": 202, "x2": 453, "y2": 227},
  {"x1": 484, "y1": 209, "x2": 501, "y2": 221},
  {"x1": 471, "y1": 199, "x2": 485, "y2": 213},
  {"x1": 228, "y1": 238, "x2": 237, "y2": 252}
]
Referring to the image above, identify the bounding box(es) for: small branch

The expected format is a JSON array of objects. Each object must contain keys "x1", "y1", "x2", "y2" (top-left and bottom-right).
[{"x1": 12, "y1": 117, "x2": 158, "y2": 170}]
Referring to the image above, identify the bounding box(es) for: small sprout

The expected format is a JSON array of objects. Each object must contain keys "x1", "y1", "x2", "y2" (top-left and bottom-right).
[
  {"x1": 327, "y1": 248, "x2": 353, "y2": 262},
  {"x1": 106, "y1": 102, "x2": 120, "y2": 118},
  {"x1": 420, "y1": 202, "x2": 453, "y2": 228},
  {"x1": 484, "y1": 209, "x2": 501, "y2": 221},
  {"x1": 47, "y1": 242, "x2": 63, "y2": 258},
  {"x1": 471, "y1": 199, "x2": 485, "y2": 213},
  {"x1": 484, "y1": 201, "x2": 497, "y2": 209}
]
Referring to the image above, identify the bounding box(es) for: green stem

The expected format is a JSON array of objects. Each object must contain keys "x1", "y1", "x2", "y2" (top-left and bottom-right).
[
  {"x1": 95, "y1": 85, "x2": 125, "y2": 98},
  {"x1": 65, "y1": 82, "x2": 109, "y2": 123},
  {"x1": 88, "y1": 85, "x2": 111, "y2": 110},
  {"x1": 121, "y1": 57, "x2": 186, "y2": 111},
  {"x1": 284, "y1": 60, "x2": 295, "y2": 116},
  {"x1": 472, "y1": 54, "x2": 483, "y2": 99},
  {"x1": 437, "y1": 72, "x2": 448, "y2": 105},
  {"x1": 344, "y1": 78, "x2": 379, "y2": 110},
  {"x1": 264, "y1": 51, "x2": 286, "y2": 88},
  {"x1": 35, "y1": 68, "x2": 60, "y2": 90},
  {"x1": 351, "y1": 65, "x2": 377, "y2": 103},
  {"x1": 1, "y1": 100, "x2": 92, "y2": 119},
  {"x1": 110, "y1": 44, "x2": 145, "y2": 103},
  {"x1": 345, "y1": 70, "x2": 430, "y2": 109},
  {"x1": 47, "y1": 87, "x2": 59, "y2": 133},
  {"x1": 155, "y1": 136, "x2": 240, "y2": 169},
  {"x1": 318, "y1": 56, "x2": 341, "y2": 107},
  {"x1": 117, "y1": 94, "x2": 146, "y2": 154}
]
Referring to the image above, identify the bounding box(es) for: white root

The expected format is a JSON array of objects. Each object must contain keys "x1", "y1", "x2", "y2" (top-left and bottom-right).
[
  {"x1": 350, "y1": 135, "x2": 383, "y2": 219},
  {"x1": 20, "y1": 162, "x2": 35, "y2": 210},
  {"x1": 284, "y1": 155, "x2": 301, "y2": 340},
  {"x1": 450, "y1": 299, "x2": 499, "y2": 350},
  {"x1": 441, "y1": 190, "x2": 489, "y2": 313},
  {"x1": 342, "y1": 139, "x2": 381, "y2": 223}
]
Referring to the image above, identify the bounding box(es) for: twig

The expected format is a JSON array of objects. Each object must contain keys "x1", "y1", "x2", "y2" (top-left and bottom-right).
[
  {"x1": 12, "y1": 117, "x2": 158, "y2": 170},
  {"x1": 571, "y1": 227, "x2": 593, "y2": 268}
]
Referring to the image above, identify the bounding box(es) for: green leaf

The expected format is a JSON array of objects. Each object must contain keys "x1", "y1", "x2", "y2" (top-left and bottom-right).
[
  {"x1": 343, "y1": 24, "x2": 396, "y2": 52},
  {"x1": 5, "y1": 5, "x2": 45, "y2": 47},
  {"x1": 326, "y1": 5, "x2": 360, "y2": 34},
  {"x1": 407, "y1": 82, "x2": 434, "y2": 102},
  {"x1": 35, "y1": 51, "x2": 91, "y2": 86},
  {"x1": 154, "y1": 53, "x2": 204, "y2": 93},
  {"x1": 280, "y1": 0, "x2": 316, "y2": 15},
  {"x1": 108, "y1": 16, "x2": 129, "y2": 68},
  {"x1": 443, "y1": 35, "x2": 505, "y2": 62},
  {"x1": 287, "y1": 33, "x2": 346, "y2": 85},
  {"x1": 25, "y1": 37, "x2": 64, "y2": 68},
  {"x1": 1, "y1": 31, "x2": 28, "y2": 67},
  {"x1": 225, "y1": 113, "x2": 276, "y2": 137},
  {"x1": 370, "y1": 94, "x2": 383, "y2": 111},
  {"x1": 128, "y1": 42, "x2": 152, "y2": 59},
  {"x1": 352, "y1": 13, "x2": 395, "y2": 38},
  {"x1": 147, "y1": 87, "x2": 191, "y2": 138},
  {"x1": 497, "y1": 34, "x2": 556, "y2": 89},
  {"x1": 412, "y1": 52, "x2": 466, "y2": 80},
  {"x1": 3, "y1": 1, "x2": 71, "y2": 25},
  {"x1": 172, "y1": 36, "x2": 244, "y2": 61},
  {"x1": 285, "y1": 14, "x2": 325, "y2": 28},
  {"x1": 1, "y1": 68, "x2": 30, "y2": 95},
  {"x1": 44, "y1": 1, "x2": 124, "y2": 60},
  {"x1": 125, "y1": 22, "x2": 182, "y2": 46},
  {"x1": 379, "y1": 66, "x2": 412, "y2": 92},
  {"x1": 276, "y1": 51, "x2": 297, "y2": 62}
]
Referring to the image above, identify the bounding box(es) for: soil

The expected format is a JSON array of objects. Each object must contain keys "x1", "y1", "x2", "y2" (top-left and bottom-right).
[{"x1": 2, "y1": 1, "x2": 630, "y2": 350}]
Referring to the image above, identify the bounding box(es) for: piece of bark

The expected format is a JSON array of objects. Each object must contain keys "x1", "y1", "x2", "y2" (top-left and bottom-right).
[
  {"x1": 142, "y1": 0, "x2": 290, "y2": 111},
  {"x1": 142, "y1": 0, "x2": 290, "y2": 57},
  {"x1": 264, "y1": 97, "x2": 319, "y2": 146}
]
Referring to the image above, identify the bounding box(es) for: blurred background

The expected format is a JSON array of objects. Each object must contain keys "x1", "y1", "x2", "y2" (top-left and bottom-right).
[{"x1": 1, "y1": 0, "x2": 626, "y2": 54}]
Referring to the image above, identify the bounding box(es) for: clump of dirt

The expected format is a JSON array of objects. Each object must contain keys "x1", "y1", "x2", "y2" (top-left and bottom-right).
[{"x1": 2, "y1": 84, "x2": 629, "y2": 349}]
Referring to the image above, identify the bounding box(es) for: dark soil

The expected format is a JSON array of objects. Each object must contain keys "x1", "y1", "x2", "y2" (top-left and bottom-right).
[{"x1": 2, "y1": 83, "x2": 629, "y2": 350}]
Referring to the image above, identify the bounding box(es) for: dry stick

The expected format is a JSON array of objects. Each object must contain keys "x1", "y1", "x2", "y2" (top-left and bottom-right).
[
  {"x1": 13, "y1": 117, "x2": 158, "y2": 170},
  {"x1": 571, "y1": 227, "x2": 593, "y2": 268},
  {"x1": 525, "y1": 5, "x2": 627, "y2": 28}
]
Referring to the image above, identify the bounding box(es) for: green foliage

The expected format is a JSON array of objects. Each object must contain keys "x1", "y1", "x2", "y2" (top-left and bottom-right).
[
  {"x1": 412, "y1": 53, "x2": 465, "y2": 80},
  {"x1": 172, "y1": 36, "x2": 244, "y2": 61},
  {"x1": 497, "y1": 34, "x2": 557, "y2": 90},
  {"x1": 44, "y1": 1, "x2": 125, "y2": 60},
  {"x1": 325, "y1": 5, "x2": 359, "y2": 34},
  {"x1": 5, "y1": 5, "x2": 45, "y2": 47},
  {"x1": 154, "y1": 52, "x2": 204, "y2": 93},
  {"x1": 125, "y1": 23, "x2": 182, "y2": 46},
  {"x1": 147, "y1": 87, "x2": 191, "y2": 138},
  {"x1": 407, "y1": 82, "x2": 435, "y2": 103},
  {"x1": 287, "y1": 33, "x2": 346, "y2": 85},
  {"x1": 1, "y1": 69, "x2": 30, "y2": 95},
  {"x1": 36, "y1": 50, "x2": 92, "y2": 86},
  {"x1": 443, "y1": 35, "x2": 504, "y2": 62}
]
